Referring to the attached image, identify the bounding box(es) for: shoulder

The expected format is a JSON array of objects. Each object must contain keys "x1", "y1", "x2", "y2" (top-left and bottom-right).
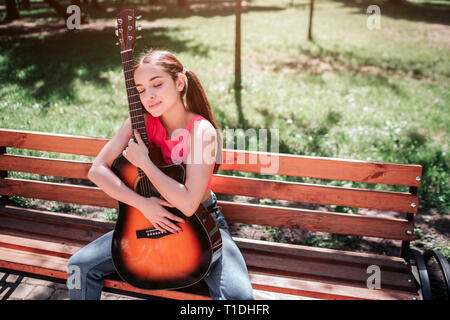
[{"x1": 192, "y1": 115, "x2": 217, "y2": 140}]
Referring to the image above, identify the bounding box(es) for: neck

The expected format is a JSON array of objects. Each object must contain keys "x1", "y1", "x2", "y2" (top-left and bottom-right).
[{"x1": 160, "y1": 100, "x2": 192, "y2": 138}]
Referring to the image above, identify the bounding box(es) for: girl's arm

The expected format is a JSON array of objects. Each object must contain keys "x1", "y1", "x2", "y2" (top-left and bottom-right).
[
  {"x1": 140, "y1": 120, "x2": 217, "y2": 217},
  {"x1": 88, "y1": 116, "x2": 184, "y2": 233},
  {"x1": 88, "y1": 116, "x2": 142, "y2": 207}
]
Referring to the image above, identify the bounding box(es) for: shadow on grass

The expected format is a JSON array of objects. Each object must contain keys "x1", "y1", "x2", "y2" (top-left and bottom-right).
[{"x1": 0, "y1": 25, "x2": 212, "y2": 104}]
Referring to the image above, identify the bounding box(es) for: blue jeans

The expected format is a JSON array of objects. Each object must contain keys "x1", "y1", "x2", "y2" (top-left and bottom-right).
[{"x1": 67, "y1": 191, "x2": 254, "y2": 300}]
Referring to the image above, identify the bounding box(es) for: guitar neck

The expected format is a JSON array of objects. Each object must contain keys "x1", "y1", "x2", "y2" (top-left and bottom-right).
[
  {"x1": 120, "y1": 49, "x2": 150, "y2": 177},
  {"x1": 120, "y1": 49, "x2": 150, "y2": 149}
]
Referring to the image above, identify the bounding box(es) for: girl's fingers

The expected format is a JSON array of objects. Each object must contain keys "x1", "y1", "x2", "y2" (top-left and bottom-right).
[
  {"x1": 159, "y1": 219, "x2": 181, "y2": 234},
  {"x1": 153, "y1": 223, "x2": 166, "y2": 234},
  {"x1": 165, "y1": 211, "x2": 185, "y2": 223},
  {"x1": 159, "y1": 199, "x2": 175, "y2": 207}
]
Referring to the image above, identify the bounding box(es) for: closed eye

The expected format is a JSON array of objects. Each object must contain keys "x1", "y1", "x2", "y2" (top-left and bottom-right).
[{"x1": 137, "y1": 83, "x2": 162, "y2": 94}]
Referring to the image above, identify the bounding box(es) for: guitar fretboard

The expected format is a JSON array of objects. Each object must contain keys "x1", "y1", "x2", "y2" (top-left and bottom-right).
[{"x1": 120, "y1": 49, "x2": 149, "y2": 177}]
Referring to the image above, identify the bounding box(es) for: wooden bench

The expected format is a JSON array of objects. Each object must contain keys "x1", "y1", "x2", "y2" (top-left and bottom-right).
[{"x1": 0, "y1": 127, "x2": 434, "y2": 300}]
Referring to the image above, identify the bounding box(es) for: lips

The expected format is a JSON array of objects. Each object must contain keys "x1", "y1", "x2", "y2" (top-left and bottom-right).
[{"x1": 149, "y1": 101, "x2": 161, "y2": 108}]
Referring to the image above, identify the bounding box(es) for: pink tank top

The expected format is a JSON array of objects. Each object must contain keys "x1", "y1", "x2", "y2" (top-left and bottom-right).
[{"x1": 145, "y1": 114, "x2": 215, "y2": 192}]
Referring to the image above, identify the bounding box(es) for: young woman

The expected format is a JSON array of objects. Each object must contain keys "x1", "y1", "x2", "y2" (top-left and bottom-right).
[{"x1": 67, "y1": 49, "x2": 254, "y2": 300}]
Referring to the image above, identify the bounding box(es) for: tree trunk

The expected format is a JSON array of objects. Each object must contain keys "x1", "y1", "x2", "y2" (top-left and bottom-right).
[
  {"x1": 43, "y1": 0, "x2": 69, "y2": 19},
  {"x1": 19, "y1": 0, "x2": 31, "y2": 10},
  {"x1": 307, "y1": 0, "x2": 314, "y2": 41},
  {"x1": 2, "y1": 0, "x2": 20, "y2": 23},
  {"x1": 42, "y1": 0, "x2": 87, "y2": 24}
]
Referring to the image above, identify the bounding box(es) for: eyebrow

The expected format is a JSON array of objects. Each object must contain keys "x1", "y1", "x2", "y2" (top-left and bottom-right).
[{"x1": 135, "y1": 76, "x2": 163, "y2": 86}]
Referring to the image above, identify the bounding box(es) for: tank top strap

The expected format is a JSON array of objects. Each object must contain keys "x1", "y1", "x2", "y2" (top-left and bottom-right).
[{"x1": 185, "y1": 114, "x2": 205, "y2": 133}]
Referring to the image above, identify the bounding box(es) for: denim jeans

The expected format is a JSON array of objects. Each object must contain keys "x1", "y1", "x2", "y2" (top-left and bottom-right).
[{"x1": 67, "y1": 191, "x2": 254, "y2": 300}]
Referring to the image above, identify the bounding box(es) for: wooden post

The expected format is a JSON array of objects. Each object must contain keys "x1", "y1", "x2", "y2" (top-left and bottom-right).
[
  {"x1": 308, "y1": 0, "x2": 314, "y2": 41},
  {"x1": 235, "y1": 0, "x2": 242, "y2": 93},
  {"x1": 0, "y1": 147, "x2": 8, "y2": 206},
  {"x1": 400, "y1": 186, "x2": 417, "y2": 260}
]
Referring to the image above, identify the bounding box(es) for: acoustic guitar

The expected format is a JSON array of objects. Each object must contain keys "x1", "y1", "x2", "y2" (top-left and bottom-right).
[{"x1": 110, "y1": 9, "x2": 222, "y2": 290}]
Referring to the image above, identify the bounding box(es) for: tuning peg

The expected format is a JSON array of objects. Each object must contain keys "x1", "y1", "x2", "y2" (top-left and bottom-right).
[
  {"x1": 115, "y1": 30, "x2": 119, "y2": 37},
  {"x1": 137, "y1": 24, "x2": 142, "y2": 31},
  {"x1": 115, "y1": 42, "x2": 119, "y2": 46},
  {"x1": 136, "y1": 15, "x2": 142, "y2": 20},
  {"x1": 136, "y1": 35, "x2": 142, "y2": 40}
]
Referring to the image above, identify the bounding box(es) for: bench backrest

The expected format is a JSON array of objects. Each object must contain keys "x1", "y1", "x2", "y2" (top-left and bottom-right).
[{"x1": 0, "y1": 128, "x2": 422, "y2": 258}]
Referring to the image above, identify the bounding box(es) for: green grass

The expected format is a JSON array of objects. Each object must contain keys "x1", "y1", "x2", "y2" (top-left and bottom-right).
[{"x1": 1, "y1": 0, "x2": 449, "y2": 253}]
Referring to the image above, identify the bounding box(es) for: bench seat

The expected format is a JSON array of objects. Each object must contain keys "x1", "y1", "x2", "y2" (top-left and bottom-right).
[{"x1": 0, "y1": 204, "x2": 420, "y2": 300}]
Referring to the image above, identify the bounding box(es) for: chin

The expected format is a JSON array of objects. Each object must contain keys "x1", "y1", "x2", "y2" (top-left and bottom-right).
[{"x1": 146, "y1": 105, "x2": 164, "y2": 117}]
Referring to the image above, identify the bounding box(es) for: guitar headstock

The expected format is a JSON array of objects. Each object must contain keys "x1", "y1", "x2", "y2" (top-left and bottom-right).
[{"x1": 115, "y1": 9, "x2": 142, "y2": 51}]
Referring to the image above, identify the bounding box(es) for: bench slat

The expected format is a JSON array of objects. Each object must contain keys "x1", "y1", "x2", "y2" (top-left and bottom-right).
[
  {"x1": 220, "y1": 201, "x2": 414, "y2": 240},
  {"x1": 242, "y1": 248, "x2": 415, "y2": 292},
  {"x1": 0, "y1": 246, "x2": 211, "y2": 300},
  {"x1": 1, "y1": 155, "x2": 419, "y2": 213},
  {"x1": 249, "y1": 272, "x2": 419, "y2": 300},
  {"x1": 0, "y1": 231, "x2": 414, "y2": 293},
  {"x1": 0, "y1": 180, "x2": 415, "y2": 240},
  {"x1": 0, "y1": 128, "x2": 106, "y2": 157},
  {"x1": 0, "y1": 178, "x2": 117, "y2": 208},
  {"x1": 0, "y1": 206, "x2": 419, "y2": 300},
  {"x1": 234, "y1": 237, "x2": 409, "y2": 271},
  {"x1": 0, "y1": 154, "x2": 91, "y2": 179},
  {"x1": 220, "y1": 150, "x2": 422, "y2": 187},
  {"x1": 213, "y1": 174, "x2": 419, "y2": 213},
  {"x1": 0, "y1": 129, "x2": 422, "y2": 186}
]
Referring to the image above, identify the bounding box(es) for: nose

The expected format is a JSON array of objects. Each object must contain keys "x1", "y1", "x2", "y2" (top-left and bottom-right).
[{"x1": 142, "y1": 86, "x2": 156, "y2": 101}]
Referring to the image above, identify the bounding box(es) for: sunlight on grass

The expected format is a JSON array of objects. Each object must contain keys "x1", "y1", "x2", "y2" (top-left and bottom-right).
[{"x1": 0, "y1": 0, "x2": 449, "y2": 216}]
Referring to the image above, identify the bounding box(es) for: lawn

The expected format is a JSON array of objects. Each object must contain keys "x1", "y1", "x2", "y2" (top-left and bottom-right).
[{"x1": 0, "y1": 0, "x2": 449, "y2": 255}]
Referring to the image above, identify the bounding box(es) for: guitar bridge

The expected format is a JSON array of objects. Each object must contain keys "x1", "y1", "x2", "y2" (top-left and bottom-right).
[{"x1": 136, "y1": 228, "x2": 172, "y2": 239}]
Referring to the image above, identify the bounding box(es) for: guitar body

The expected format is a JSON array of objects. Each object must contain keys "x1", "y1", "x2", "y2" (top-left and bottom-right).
[
  {"x1": 111, "y1": 9, "x2": 222, "y2": 290},
  {"x1": 111, "y1": 152, "x2": 217, "y2": 290}
]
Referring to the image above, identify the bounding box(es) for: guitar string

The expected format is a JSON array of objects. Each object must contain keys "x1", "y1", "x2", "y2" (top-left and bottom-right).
[{"x1": 121, "y1": 51, "x2": 153, "y2": 199}]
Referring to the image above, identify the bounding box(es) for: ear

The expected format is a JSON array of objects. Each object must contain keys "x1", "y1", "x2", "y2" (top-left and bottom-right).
[{"x1": 176, "y1": 73, "x2": 185, "y2": 92}]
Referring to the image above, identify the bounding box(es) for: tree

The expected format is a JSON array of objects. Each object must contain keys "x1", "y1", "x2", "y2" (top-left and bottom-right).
[
  {"x1": 308, "y1": 0, "x2": 314, "y2": 41},
  {"x1": 1, "y1": 0, "x2": 20, "y2": 24}
]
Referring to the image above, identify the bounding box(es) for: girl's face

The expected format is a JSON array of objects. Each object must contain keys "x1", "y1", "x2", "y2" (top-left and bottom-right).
[{"x1": 134, "y1": 64, "x2": 185, "y2": 117}]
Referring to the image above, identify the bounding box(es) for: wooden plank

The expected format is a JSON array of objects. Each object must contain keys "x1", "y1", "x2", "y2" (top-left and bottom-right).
[
  {"x1": 0, "y1": 178, "x2": 117, "y2": 208},
  {"x1": 0, "y1": 205, "x2": 113, "y2": 243},
  {"x1": 0, "y1": 246, "x2": 418, "y2": 301},
  {"x1": 0, "y1": 155, "x2": 419, "y2": 213},
  {"x1": 0, "y1": 129, "x2": 422, "y2": 187},
  {"x1": 0, "y1": 178, "x2": 415, "y2": 239},
  {"x1": 0, "y1": 154, "x2": 91, "y2": 179},
  {"x1": 252, "y1": 289, "x2": 319, "y2": 300},
  {"x1": 220, "y1": 149, "x2": 422, "y2": 187},
  {"x1": 234, "y1": 237, "x2": 409, "y2": 272},
  {"x1": 241, "y1": 248, "x2": 415, "y2": 292},
  {"x1": 212, "y1": 174, "x2": 419, "y2": 213},
  {"x1": 249, "y1": 272, "x2": 419, "y2": 300},
  {"x1": 0, "y1": 205, "x2": 114, "y2": 232},
  {"x1": 220, "y1": 201, "x2": 414, "y2": 240},
  {"x1": 0, "y1": 247, "x2": 211, "y2": 300},
  {"x1": 0, "y1": 128, "x2": 107, "y2": 156},
  {"x1": 0, "y1": 233, "x2": 81, "y2": 258}
]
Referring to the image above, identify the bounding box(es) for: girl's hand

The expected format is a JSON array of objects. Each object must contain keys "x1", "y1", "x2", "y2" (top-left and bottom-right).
[
  {"x1": 122, "y1": 130, "x2": 151, "y2": 169},
  {"x1": 136, "y1": 196, "x2": 185, "y2": 234}
]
